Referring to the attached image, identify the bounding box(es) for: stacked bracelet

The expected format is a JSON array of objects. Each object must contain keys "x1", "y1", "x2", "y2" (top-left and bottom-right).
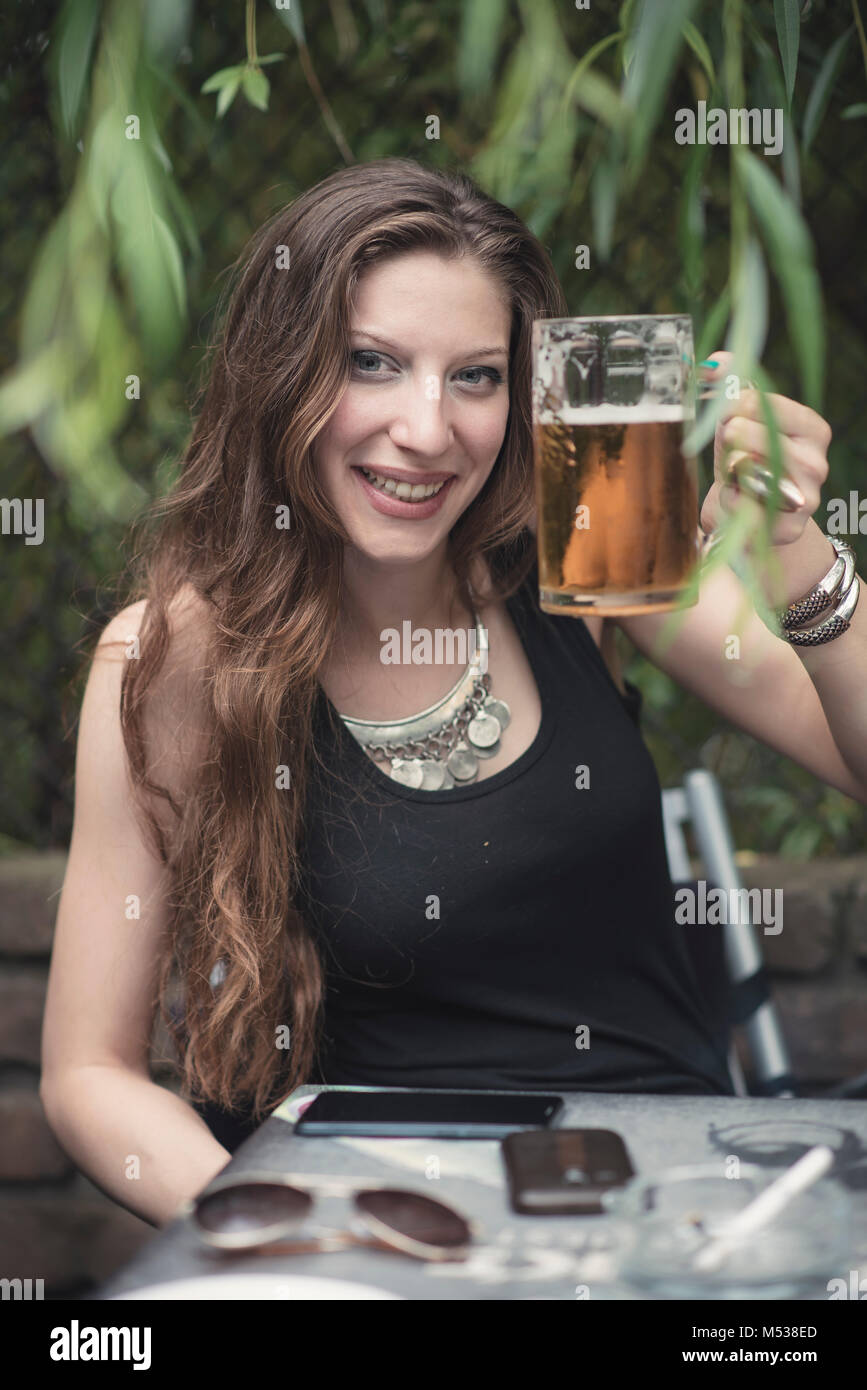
[{"x1": 776, "y1": 535, "x2": 861, "y2": 647}]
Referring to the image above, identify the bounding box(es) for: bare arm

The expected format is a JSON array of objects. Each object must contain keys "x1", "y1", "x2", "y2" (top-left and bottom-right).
[
  {"x1": 40, "y1": 1066, "x2": 231, "y2": 1229},
  {"x1": 617, "y1": 558, "x2": 867, "y2": 806},
  {"x1": 40, "y1": 593, "x2": 232, "y2": 1228}
]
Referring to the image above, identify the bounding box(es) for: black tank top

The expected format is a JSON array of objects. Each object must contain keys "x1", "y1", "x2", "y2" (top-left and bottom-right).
[{"x1": 299, "y1": 561, "x2": 734, "y2": 1097}]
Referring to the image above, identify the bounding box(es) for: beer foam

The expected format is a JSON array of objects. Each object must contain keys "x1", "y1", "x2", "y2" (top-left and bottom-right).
[{"x1": 535, "y1": 403, "x2": 692, "y2": 425}]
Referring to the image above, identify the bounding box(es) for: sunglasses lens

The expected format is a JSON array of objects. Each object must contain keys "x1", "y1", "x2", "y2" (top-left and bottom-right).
[
  {"x1": 194, "y1": 1183, "x2": 311, "y2": 1236},
  {"x1": 355, "y1": 1190, "x2": 470, "y2": 1249}
]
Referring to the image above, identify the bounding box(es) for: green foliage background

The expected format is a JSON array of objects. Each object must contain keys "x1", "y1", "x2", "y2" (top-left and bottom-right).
[{"x1": 2, "y1": 0, "x2": 865, "y2": 857}]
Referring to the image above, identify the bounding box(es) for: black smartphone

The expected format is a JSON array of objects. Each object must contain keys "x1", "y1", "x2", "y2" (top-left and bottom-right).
[
  {"x1": 293, "y1": 1088, "x2": 564, "y2": 1139},
  {"x1": 501, "y1": 1128, "x2": 635, "y2": 1214}
]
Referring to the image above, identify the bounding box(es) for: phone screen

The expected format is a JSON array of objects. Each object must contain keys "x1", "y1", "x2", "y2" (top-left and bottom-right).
[{"x1": 294, "y1": 1089, "x2": 563, "y2": 1138}]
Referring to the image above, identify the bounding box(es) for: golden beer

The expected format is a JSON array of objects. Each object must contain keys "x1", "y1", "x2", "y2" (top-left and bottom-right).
[
  {"x1": 535, "y1": 405, "x2": 700, "y2": 616},
  {"x1": 532, "y1": 314, "x2": 701, "y2": 617}
]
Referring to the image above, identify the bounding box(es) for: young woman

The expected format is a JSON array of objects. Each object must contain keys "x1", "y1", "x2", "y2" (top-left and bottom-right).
[{"x1": 40, "y1": 158, "x2": 867, "y2": 1227}]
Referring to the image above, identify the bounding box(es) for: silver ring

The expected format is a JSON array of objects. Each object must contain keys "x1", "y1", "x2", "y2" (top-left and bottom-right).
[{"x1": 726, "y1": 456, "x2": 803, "y2": 513}]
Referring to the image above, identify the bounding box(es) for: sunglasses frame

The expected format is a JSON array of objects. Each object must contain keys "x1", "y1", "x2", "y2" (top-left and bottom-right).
[{"x1": 182, "y1": 1170, "x2": 480, "y2": 1263}]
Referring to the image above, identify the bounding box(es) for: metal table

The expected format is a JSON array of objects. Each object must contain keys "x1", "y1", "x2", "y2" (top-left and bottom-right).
[{"x1": 95, "y1": 1086, "x2": 867, "y2": 1301}]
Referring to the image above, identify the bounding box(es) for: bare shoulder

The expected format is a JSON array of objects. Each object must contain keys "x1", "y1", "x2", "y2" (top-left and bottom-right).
[
  {"x1": 597, "y1": 615, "x2": 628, "y2": 694},
  {"x1": 92, "y1": 583, "x2": 215, "y2": 805},
  {"x1": 96, "y1": 582, "x2": 212, "y2": 661},
  {"x1": 582, "y1": 613, "x2": 604, "y2": 652}
]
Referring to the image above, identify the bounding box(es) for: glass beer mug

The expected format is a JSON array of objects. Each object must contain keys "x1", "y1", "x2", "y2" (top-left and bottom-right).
[{"x1": 531, "y1": 314, "x2": 702, "y2": 617}]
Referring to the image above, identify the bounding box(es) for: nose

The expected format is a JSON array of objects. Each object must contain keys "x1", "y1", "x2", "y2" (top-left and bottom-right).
[{"x1": 387, "y1": 375, "x2": 454, "y2": 457}]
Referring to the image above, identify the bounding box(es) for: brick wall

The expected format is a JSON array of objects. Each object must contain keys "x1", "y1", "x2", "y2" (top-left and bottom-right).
[{"x1": 1, "y1": 848, "x2": 866, "y2": 1298}]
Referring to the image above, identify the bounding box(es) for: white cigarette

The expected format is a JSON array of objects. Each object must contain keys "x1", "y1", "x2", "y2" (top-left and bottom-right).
[{"x1": 692, "y1": 1145, "x2": 835, "y2": 1273}]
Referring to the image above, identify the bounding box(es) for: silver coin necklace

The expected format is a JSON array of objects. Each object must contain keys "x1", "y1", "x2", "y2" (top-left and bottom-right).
[{"x1": 338, "y1": 611, "x2": 511, "y2": 790}]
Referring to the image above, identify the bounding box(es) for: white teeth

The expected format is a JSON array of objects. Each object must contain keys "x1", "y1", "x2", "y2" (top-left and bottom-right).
[{"x1": 360, "y1": 468, "x2": 447, "y2": 500}]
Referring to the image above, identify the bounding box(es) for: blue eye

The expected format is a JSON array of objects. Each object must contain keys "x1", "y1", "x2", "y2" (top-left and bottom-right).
[
  {"x1": 458, "y1": 366, "x2": 504, "y2": 388},
  {"x1": 349, "y1": 351, "x2": 505, "y2": 389},
  {"x1": 351, "y1": 349, "x2": 386, "y2": 374}
]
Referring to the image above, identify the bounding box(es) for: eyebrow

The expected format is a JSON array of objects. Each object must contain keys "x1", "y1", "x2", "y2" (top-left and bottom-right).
[{"x1": 353, "y1": 330, "x2": 509, "y2": 359}]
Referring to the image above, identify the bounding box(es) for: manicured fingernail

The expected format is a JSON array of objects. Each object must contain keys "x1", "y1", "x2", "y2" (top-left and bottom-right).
[
  {"x1": 700, "y1": 359, "x2": 720, "y2": 368},
  {"x1": 786, "y1": 483, "x2": 806, "y2": 510}
]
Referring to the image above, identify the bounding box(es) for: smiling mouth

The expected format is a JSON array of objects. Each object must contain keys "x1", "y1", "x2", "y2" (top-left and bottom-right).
[{"x1": 357, "y1": 466, "x2": 451, "y2": 501}]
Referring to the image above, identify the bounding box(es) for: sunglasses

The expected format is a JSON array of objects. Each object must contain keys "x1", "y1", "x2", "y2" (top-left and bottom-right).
[{"x1": 183, "y1": 1171, "x2": 477, "y2": 1263}]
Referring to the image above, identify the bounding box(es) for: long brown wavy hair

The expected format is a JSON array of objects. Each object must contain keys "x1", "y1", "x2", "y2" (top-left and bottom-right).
[{"x1": 116, "y1": 157, "x2": 568, "y2": 1124}]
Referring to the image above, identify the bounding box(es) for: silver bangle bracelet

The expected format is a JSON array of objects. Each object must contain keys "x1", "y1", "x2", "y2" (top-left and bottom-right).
[
  {"x1": 699, "y1": 528, "x2": 860, "y2": 646},
  {"x1": 783, "y1": 572, "x2": 860, "y2": 646},
  {"x1": 778, "y1": 536, "x2": 856, "y2": 631}
]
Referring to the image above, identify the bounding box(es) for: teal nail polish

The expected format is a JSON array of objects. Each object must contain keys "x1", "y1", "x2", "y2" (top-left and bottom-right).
[{"x1": 700, "y1": 359, "x2": 720, "y2": 368}]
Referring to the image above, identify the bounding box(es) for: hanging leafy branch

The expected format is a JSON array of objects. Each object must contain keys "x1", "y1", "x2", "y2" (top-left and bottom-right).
[
  {"x1": 0, "y1": 0, "x2": 355, "y2": 517},
  {"x1": 1, "y1": 0, "x2": 859, "y2": 551},
  {"x1": 0, "y1": 0, "x2": 196, "y2": 519},
  {"x1": 200, "y1": 0, "x2": 286, "y2": 116},
  {"x1": 461, "y1": 0, "x2": 862, "y2": 637}
]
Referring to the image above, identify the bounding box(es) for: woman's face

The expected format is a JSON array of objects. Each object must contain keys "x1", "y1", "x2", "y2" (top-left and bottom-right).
[{"x1": 313, "y1": 250, "x2": 512, "y2": 567}]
